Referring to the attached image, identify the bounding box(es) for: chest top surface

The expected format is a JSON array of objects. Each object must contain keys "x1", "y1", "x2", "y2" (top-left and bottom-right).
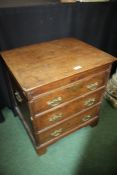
[{"x1": 1, "y1": 38, "x2": 116, "y2": 91}]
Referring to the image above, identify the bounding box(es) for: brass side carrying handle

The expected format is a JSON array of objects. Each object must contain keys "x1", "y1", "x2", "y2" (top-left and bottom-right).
[
  {"x1": 49, "y1": 113, "x2": 63, "y2": 122},
  {"x1": 82, "y1": 115, "x2": 92, "y2": 122},
  {"x1": 87, "y1": 82, "x2": 98, "y2": 91},
  {"x1": 84, "y1": 98, "x2": 96, "y2": 107},
  {"x1": 14, "y1": 91, "x2": 23, "y2": 102},
  {"x1": 47, "y1": 97, "x2": 62, "y2": 107},
  {"x1": 50, "y1": 128, "x2": 63, "y2": 137}
]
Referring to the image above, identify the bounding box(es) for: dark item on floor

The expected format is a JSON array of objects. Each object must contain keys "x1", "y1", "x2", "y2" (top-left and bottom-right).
[{"x1": 0, "y1": 110, "x2": 5, "y2": 123}]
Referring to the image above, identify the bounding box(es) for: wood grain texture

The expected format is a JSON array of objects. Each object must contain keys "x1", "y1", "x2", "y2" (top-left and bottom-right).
[
  {"x1": 1, "y1": 38, "x2": 116, "y2": 92},
  {"x1": 1, "y1": 38, "x2": 116, "y2": 155},
  {"x1": 32, "y1": 88, "x2": 104, "y2": 131},
  {"x1": 36, "y1": 115, "x2": 99, "y2": 153},
  {"x1": 29, "y1": 70, "x2": 108, "y2": 114},
  {"x1": 36, "y1": 104, "x2": 100, "y2": 144}
]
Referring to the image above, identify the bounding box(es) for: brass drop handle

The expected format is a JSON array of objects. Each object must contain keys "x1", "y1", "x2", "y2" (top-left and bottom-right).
[
  {"x1": 50, "y1": 128, "x2": 63, "y2": 137},
  {"x1": 84, "y1": 98, "x2": 96, "y2": 107},
  {"x1": 49, "y1": 113, "x2": 64, "y2": 122},
  {"x1": 82, "y1": 115, "x2": 92, "y2": 122},
  {"x1": 47, "y1": 97, "x2": 62, "y2": 107},
  {"x1": 14, "y1": 91, "x2": 23, "y2": 102},
  {"x1": 87, "y1": 82, "x2": 98, "y2": 91}
]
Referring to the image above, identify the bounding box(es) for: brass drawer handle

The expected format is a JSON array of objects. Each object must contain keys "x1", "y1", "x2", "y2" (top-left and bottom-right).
[
  {"x1": 87, "y1": 82, "x2": 98, "y2": 91},
  {"x1": 14, "y1": 91, "x2": 23, "y2": 102},
  {"x1": 82, "y1": 115, "x2": 92, "y2": 122},
  {"x1": 47, "y1": 97, "x2": 62, "y2": 107},
  {"x1": 49, "y1": 113, "x2": 63, "y2": 122},
  {"x1": 50, "y1": 128, "x2": 63, "y2": 137},
  {"x1": 84, "y1": 98, "x2": 96, "y2": 107}
]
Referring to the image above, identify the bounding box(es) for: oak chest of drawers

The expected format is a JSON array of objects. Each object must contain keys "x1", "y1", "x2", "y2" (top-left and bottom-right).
[{"x1": 1, "y1": 38, "x2": 116, "y2": 155}]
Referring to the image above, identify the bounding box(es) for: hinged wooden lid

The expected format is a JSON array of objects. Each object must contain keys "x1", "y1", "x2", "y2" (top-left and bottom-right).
[{"x1": 1, "y1": 38, "x2": 116, "y2": 92}]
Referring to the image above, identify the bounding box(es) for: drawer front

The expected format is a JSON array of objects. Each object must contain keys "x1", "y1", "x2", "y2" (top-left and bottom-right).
[
  {"x1": 33, "y1": 88, "x2": 104, "y2": 131},
  {"x1": 36, "y1": 105, "x2": 100, "y2": 144},
  {"x1": 30, "y1": 71, "x2": 108, "y2": 114}
]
